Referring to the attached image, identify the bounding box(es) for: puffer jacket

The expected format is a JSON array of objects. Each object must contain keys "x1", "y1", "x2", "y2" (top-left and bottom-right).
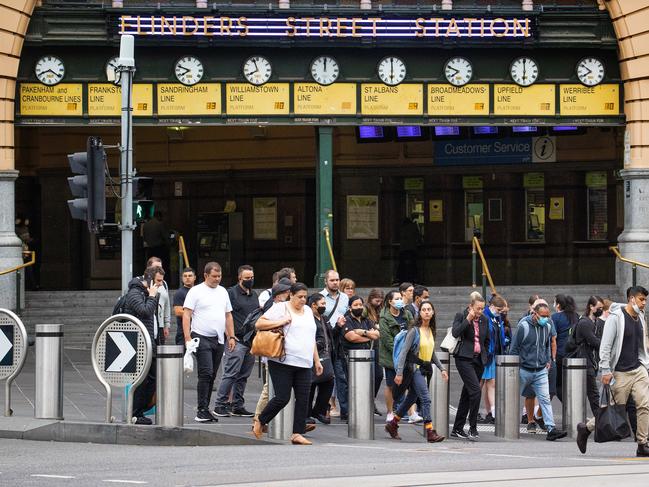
[{"x1": 124, "y1": 277, "x2": 158, "y2": 342}]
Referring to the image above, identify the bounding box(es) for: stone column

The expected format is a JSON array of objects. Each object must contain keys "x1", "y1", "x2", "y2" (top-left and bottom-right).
[
  {"x1": 617, "y1": 169, "x2": 649, "y2": 291},
  {"x1": 0, "y1": 170, "x2": 23, "y2": 309}
]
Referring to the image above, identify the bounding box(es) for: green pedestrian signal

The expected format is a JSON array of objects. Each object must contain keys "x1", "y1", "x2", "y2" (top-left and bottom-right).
[{"x1": 133, "y1": 201, "x2": 154, "y2": 222}]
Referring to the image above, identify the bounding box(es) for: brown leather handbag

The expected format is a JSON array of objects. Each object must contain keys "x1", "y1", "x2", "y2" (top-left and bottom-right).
[{"x1": 251, "y1": 326, "x2": 288, "y2": 360}]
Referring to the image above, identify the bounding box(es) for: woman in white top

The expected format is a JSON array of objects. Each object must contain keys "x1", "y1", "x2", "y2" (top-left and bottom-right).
[{"x1": 253, "y1": 282, "x2": 323, "y2": 445}]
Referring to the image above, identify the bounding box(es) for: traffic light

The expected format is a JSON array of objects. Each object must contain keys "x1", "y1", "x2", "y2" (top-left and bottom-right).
[
  {"x1": 67, "y1": 136, "x2": 106, "y2": 233},
  {"x1": 133, "y1": 176, "x2": 154, "y2": 223}
]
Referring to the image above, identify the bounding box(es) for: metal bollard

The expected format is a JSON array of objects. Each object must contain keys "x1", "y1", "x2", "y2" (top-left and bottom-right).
[
  {"x1": 268, "y1": 374, "x2": 295, "y2": 440},
  {"x1": 495, "y1": 355, "x2": 520, "y2": 439},
  {"x1": 348, "y1": 349, "x2": 375, "y2": 440},
  {"x1": 155, "y1": 345, "x2": 184, "y2": 427},
  {"x1": 429, "y1": 351, "x2": 450, "y2": 438},
  {"x1": 562, "y1": 357, "x2": 587, "y2": 438},
  {"x1": 35, "y1": 324, "x2": 64, "y2": 420}
]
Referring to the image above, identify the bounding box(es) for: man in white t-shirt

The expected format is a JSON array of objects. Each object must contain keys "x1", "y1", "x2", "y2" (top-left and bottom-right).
[{"x1": 183, "y1": 261, "x2": 235, "y2": 423}]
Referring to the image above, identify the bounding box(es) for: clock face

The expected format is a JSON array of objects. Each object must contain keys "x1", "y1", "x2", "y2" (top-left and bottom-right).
[
  {"x1": 35, "y1": 55, "x2": 65, "y2": 86},
  {"x1": 105, "y1": 56, "x2": 121, "y2": 85},
  {"x1": 510, "y1": 57, "x2": 539, "y2": 87},
  {"x1": 444, "y1": 57, "x2": 473, "y2": 87},
  {"x1": 377, "y1": 56, "x2": 406, "y2": 86},
  {"x1": 310, "y1": 56, "x2": 339, "y2": 86},
  {"x1": 175, "y1": 56, "x2": 204, "y2": 86},
  {"x1": 243, "y1": 55, "x2": 272, "y2": 86},
  {"x1": 576, "y1": 57, "x2": 605, "y2": 86}
]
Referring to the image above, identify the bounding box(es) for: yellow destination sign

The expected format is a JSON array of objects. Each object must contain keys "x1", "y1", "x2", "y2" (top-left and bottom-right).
[
  {"x1": 226, "y1": 83, "x2": 290, "y2": 115},
  {"x1": 294, "y1": 83, "x2": 356, "y2": 115},
  {"x1": 158, "y1": 83, "x2": 221, "y2": 115},
  {"x1": 494, "y1": 84, "x2": 555, "y2": 115},
  {"x1": 559, "y1": 84, "x2": 619, "y2": 116},
  {"x1": 20, "y1": 84, "x2": 82, "y2": 116},
  {"x1": 427, "y1": 84, "x2": 489, "y2": 115},
  {"x1": 361, "y1": 84, "x2": 423, "y2": 116},
  {"x1": 88, "y1": 84, "x2": 153, "y2": 116}
]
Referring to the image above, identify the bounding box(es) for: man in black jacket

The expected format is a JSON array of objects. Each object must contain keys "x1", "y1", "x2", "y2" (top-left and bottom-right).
[
  {"x1": 450, "y1": 293, "x2": 489, "y2": 441},
  {"x1": 125, "y1": 266, "x2": 162, "y2": 425}
]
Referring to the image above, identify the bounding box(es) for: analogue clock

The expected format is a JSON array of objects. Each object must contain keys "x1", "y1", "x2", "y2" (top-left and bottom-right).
[
  {"x1": 444, "y1": 57, "x2": 473, "y2": 87},
  {"x1": 576, "y1": 57, "x2": 605, "y2": 86},
  {"x1": 377, "y1": 56, "x2": 406, "y2": 86},
  {"x1": 175, "y1": 56, "x2": 204, "y2": 86},
  {"x1": 310, "y1": 56, "x2": 339, "y2": 86},
  {"x1": 35, "y1": 55, "x2": 65, "y2": 86},
  {"x1": 243, "y1": 55, "x2": 272, "y2": 86},
  {"x1": 510, "y1": 56, "x2": 539, "y2": 87},
  {"x1": 105, "y1": 56, "x2": 121, "y2": 85}
]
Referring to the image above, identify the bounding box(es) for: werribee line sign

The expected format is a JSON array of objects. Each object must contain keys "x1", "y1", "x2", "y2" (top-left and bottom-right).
[{"x1": 119, "y1": 15, "x2": 532, "y2": 39}]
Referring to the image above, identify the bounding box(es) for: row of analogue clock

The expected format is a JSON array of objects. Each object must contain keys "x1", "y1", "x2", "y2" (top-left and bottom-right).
[{"x1": 34, "y1": 54, "x2": 607, "y2": 88}]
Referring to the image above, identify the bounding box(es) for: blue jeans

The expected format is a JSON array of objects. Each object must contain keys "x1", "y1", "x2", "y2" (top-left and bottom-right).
[
  {"x1": 519, "y1": 367, "x2": 555, "y2": 429},
  {"x1": 215, "y1": 341, "x2": 256, "y2": 410},
  {"x1": 333, "y1": 356, "x2": 348, "y2": 416},
  {"x1": 396, "y1": 368, "x2": 431, "y2": 423}
]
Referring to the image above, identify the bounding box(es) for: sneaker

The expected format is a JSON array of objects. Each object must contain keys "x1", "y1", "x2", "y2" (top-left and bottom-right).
[
  {"x1": 213, "y1": 406, "x2": 231, "y2": 417},
  {"x1": 637, "y1": 443, "x2": 649, "y2": 457},
  {"x1": 521, "y1": 413, "x2": 528, "y2": 425},
  {"x1": 385, "y1": 419, "x2": 401, "y2": 440},
  {"x1": 195, "y1": 409, "x2": 216, "y2": 423},
  {"x1": 536, "y1": 417, "x2": 547, "y2": 431},
  {"x1": 546, "y1": 428, "x2": 568, "y2": 441},
  {"x1": 374, "y1": 404, "x2": 382, "y2": 416},
  {"x1": 132, "y1": 416, "x2": 152, "y2": 425},
  {"x1": 306, "y1": 417, "x2": 316, "y2": 425},
  {"x1": 484, "y1": 413, "x2": 495, "y2": 424},
  {"x1": 468, "y1": 427, "x2": 480, "y2": 440},
  {"x1": 477, "y1": 413, "x2": 486, "y2": 424},
  {"x1": 408, "y1": 412, "x2": 424, "y2": 424},
  {"x1": 576, "y1": 422, "x2": 591, "y2": 454},
  {"x1": 450, "y1": 428, "x2": 470, "y2": 440},
  {"x1": 340, "y1": 413, "x2": 348, "y2": 423},
  {"x1": 527, "y1": 422, "x2": 538, "y2": 434},
  {"x1": 231, "y1": 407, "x2": 254, "y2": 417},
  {"x1": 313, "y1": 413, "x2": 330, "y2": 425}
]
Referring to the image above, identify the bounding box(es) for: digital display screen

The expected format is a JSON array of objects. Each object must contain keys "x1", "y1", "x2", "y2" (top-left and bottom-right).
[
  {"x1": 357, "y1": 126, "x2": 385, "y2": 139},
  {"x1": 396, "y1": 126, "x2": 422, "y2": 138},
  {"x1": 472, "y1": 126, "x2": 499, "y2": 136},
  {"x1": 551, "y1": 126, "x2": 578, "y2": 132},
  {"x1": 512, "y1": 126, "x2": 540, "y2": 134},
  {"x1": 434, "y1": 126, "x2": 460, "y2": 137}
]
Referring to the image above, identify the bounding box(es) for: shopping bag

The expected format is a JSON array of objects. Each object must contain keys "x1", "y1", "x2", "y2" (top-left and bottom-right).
[
  {"x1": 594, "y1": 384, "x2": 631, "y2": 443},
  {"x1": 184, "y1": 337, "x2": 200, "y2": 373}
]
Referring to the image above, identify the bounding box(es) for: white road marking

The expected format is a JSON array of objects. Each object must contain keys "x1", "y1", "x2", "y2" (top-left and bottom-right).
[
  {"x1": 31, "y1": 474, "x2": 76, "y2": 479},
  {"x1": 102, "y1": 481, "x2": 147, "y2": 485}
]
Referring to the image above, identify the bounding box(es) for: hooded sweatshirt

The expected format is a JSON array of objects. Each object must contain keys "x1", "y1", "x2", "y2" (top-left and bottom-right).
[
  {"x1": 510, "y1": 314, "x2": 552, "y2": 370},
  {"x1": 124, "y1": 277, "x2": 158, "y2": 342}
]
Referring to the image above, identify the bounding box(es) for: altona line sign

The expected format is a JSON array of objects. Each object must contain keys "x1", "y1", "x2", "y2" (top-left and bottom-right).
[{"x1": 119, "y1": 15, "x2": 532, "y2": 39}]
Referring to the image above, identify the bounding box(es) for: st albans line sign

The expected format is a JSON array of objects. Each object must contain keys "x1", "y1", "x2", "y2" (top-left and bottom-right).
[{"x1": 119, "y1": 15, "x2": 532, "y2": 39}]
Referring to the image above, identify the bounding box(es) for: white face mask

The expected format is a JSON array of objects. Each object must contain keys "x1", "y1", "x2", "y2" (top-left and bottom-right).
[{"x1": 632, "y1": 298, "x2": 641, "y2": 315}]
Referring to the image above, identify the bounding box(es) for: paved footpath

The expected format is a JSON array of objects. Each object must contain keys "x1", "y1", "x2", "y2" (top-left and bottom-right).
[{"x1": 1, "y1": 349, "x2": 649, "y2": 486}]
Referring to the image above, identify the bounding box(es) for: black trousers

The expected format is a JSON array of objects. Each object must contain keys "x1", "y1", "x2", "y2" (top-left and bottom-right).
[
  {"x1": 453, "y1": 355, "x2": 484, "y2": 431},
  {"x1": 586, "y1": 368, "x2": 600, "y2": 417},
  {"x1": 133, "y1": 355, "x2": 156, "y2": 418},
  {"x1": 309, "y1": 377, "x2": 335, "y2": 417},
  {"x1": 374, "y1": 351, "x2": 384, "y2": 398},
  {"x1": 192, "y1": 333, "x2": 224, "y2": 411},
  {"x1": 259, "y1": 361, "x2": 312, "y2": 435},
  {"x1": 556, "y1": 356, "x2": 564, "y2": 402}
]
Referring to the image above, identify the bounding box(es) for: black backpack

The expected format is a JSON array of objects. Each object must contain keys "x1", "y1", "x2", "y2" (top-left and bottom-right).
[
  {"x1": 241, "y1": 299, "x2": 273, "y2": 348},
  {"x1": 563, "y1": 321, "x2": 581, "y2": 358},
  {"x1": 112, "y1": 293, "x2": 129, "y2": 316}
]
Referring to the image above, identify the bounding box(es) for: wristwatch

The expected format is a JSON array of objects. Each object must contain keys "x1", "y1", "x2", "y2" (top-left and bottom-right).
[{"x1": 363, "y1": 330, "x2": 367, "y2": 337}]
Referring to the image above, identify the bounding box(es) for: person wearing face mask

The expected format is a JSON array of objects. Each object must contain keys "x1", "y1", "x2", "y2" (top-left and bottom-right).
[
  {"x1": 308, "y1": 294, "x2": 336, "y2": 425},
  {"x1": 379, "y1": 291, "x2": 414, "y2": 422},
  {"x1": 570, "y1": 296, "x2": 604, "y2": 416},
  {"x1": 510, "y1": 302, "x2": 567, "y2": 441},
  {"x1": 450, "y1": 294, "x2": 490, "y2": 440},
  {"x1": 364, "y1": 288, "x2": 385, "y2": 415},
  {"x1": 213, "y1": 265, "x2": 259, "y2": 418},
  {"x1": 577, "y1": 286, "x2": 649, "y2": 457}
]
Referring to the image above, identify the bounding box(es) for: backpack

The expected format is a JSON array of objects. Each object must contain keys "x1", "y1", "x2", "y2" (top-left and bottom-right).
[
  {"x1": 563, "y1": 321, "x2": 581, "y2": 358},
  {"x1": 392, "y1": 327, "x2": 420, "y2": 367},
  {"x1": 112, "y1": 293, "x2": 129, "y2": 316},
  {"x1": 241, "y1": 299, "x2": 274, "y2": 348}
]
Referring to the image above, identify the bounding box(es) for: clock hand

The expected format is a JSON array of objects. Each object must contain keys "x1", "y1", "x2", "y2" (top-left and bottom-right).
[
  {"x1": 522, "y1": 58, "x2": 527, "y2": 79},
  {"x1": 449, "y1": 67, "x2": 459, "y2": 77},
  {"x1": 390, "y1": 59, "x2": 394, "y2": 79},
  {"x1": 324, "y1": 58, "x2": 328, "y2": 71},
  {"x1": 177, "y1": 65, "x2": 189, "y2": 75}
]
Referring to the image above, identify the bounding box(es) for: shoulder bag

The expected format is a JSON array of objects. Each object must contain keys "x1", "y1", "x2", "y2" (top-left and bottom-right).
[
  {"x1": 440, "y1": 326, "x2": 461, "y2": 354},
  {"x1": 251, "y1": 304, "x2": 291, "y2": 361}
]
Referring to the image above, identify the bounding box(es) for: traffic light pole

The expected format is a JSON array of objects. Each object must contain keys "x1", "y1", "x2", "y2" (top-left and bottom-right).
[{"x1": 119, "y1": 35, "x2": 135, "y2": 294}]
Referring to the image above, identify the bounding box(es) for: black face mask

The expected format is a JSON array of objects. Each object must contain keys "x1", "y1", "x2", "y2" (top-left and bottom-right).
[
  {"x1": 351, "y1": 308, "x2": 364, "y2": 317},
  {"x1": 593, "y1": 308, "x2": 604, "y2": 318},
  {"x1": 242, "y1": 279, "x2": 254, "y2": 290},
  {"x1": 316, "y1": 305, "x2": 326, "y2": 316}
]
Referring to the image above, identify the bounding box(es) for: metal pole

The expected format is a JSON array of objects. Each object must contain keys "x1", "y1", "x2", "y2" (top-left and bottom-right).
[
  {"x1": 482, "y1": 272, "x2": 487, "y2": 299},
  {"x1": 429, "y1": 351, "x2": 450, "y2": 438},
  {"x1": 119, "y1": 35, "x2": 135, "y2": 294},
  {"x1": 633, "y1": 264, "x2": 637, "y2": 287},
  {"x1": 314, "y1": 126, "x2": 333, "y2": 288},
  {"x1": 472, "y1": 242, "x2": 477, "y2": 287},
  {"x1": 34, "y1": 324, "x2": 64, "y2": 420},
  {"x1": 268, "y1": 373, "x2": 294, "y2": 440},
  {"x1": 15, "y1": 269, "x2": 21, "y2": 313},
  {"x1": 155, "y1": 345, "x2": 184, "y2": 427},
  {"x1": 348, "y1": 349, "x2": 375, "y2": 440},
  {"x1": 495, "y1": 354, "x2": 519, "y2": 439},
  {"x1": 178, "y1": 246, "x2": 183, "y2": 288},
  {"x1": 562, "y1": 357, "x2": 587, "y2": 438}
]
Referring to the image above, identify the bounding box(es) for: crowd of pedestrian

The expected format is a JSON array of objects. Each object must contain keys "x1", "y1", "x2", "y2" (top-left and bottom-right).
[{"x1": 119, "y1": 259, "x2": 649, "y2": 456}]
